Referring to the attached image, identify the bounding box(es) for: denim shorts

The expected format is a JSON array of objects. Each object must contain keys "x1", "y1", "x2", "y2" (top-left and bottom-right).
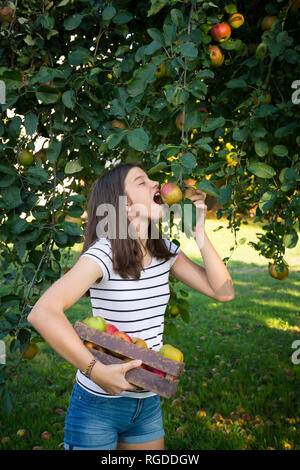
[{"x1": 63, "y1": 383, "x2": 165, "y2": 450}]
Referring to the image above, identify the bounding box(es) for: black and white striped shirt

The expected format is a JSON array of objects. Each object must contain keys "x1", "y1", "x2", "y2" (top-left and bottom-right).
[{"x1": 75, "y1": 237, "x2": 181, "y2": 398}]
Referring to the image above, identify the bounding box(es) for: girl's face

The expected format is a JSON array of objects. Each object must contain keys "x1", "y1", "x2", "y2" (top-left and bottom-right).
[{"x1": 124, "y1": 167, "x2": 165, "y2": 223}]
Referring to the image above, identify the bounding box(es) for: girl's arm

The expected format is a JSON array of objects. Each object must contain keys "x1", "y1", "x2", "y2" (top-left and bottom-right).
[
  {"x1": 27, "y1": 257, "x2": 141, "y2": 394},
  {"x1": 170, "y1": 190, "x2": 235, "y2": 302}
]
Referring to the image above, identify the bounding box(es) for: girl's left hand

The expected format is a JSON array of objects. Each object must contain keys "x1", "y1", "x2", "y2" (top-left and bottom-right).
[{"x1": 186, "y1": 189, "x2": 207, "y2": 237}]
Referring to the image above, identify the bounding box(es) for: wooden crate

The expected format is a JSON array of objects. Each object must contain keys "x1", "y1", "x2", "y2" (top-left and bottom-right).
[{"x1": 74, "y1": 321, "x2": 185, "y2": 398}]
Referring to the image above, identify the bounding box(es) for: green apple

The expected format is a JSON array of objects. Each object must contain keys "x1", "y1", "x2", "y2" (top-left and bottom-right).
[{"x1": 82, "y1": 316, "x2": 107, "y2": 331}]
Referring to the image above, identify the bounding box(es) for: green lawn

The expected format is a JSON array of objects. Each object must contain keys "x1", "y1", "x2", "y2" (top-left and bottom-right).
[{"x1": 0, "y1": 218, "x2": 299, "y2": 450}]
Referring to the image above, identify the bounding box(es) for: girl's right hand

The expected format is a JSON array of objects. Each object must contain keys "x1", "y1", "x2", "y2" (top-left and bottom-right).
[{"x1": 90, "y1": 360, "x2": 143, "y2": 395}]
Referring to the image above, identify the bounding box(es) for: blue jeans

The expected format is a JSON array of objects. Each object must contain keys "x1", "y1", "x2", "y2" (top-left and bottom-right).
[{"x1": 64, "y1": 383, "x2": 165, "y2": 450}]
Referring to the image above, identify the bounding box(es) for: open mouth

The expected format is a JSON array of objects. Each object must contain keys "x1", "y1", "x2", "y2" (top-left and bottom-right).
[{"x1": 153, "y1": 190, "x2": 163, "y2": 205}]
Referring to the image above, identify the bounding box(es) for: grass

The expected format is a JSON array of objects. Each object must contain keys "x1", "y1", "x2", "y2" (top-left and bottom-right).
[{"x1": 0, "y1": 218, "x2": 299, "y2": 450}]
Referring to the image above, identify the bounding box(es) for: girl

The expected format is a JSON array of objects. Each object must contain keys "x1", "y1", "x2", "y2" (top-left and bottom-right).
[{"x1": 27, "y1": 163, "x2": 235, "y2": 450}]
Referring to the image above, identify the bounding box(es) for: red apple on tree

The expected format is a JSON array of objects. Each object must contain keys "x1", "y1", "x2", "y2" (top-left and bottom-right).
[
  {"x1": 210, "y1": 23, "x2": 231, "y2": 42},
  {"x1": 175, "y1": 112, "x2": 184, "y2": 131},
  {"x1": 209, "y1": 45, "x2": 224, "y2": 66},
  {"x1": 261, "y1": 16, "x2": 277, "y2": 31}
]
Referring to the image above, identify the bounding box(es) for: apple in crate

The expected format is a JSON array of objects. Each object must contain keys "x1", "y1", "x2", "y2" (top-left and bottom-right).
[{"x1": 82, "y1": 316, "x2": 106, "y2": 331}]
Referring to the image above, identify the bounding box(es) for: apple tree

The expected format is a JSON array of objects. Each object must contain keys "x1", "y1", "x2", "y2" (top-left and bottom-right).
[{"x1": 0, "y1": 0, "x2": 299, "y2": 411}]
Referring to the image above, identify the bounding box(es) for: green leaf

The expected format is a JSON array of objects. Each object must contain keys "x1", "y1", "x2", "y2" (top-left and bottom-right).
[
  {"x1": 247, "y1": 161, "x2": 275, "y2": 179},
  {"x1": 62, "y1": 90, "x2": 75, "y2": 109},
  {"x1": 64, "y1": 14, "x2": 82, "y2": 30},
  {"x1": 201, "y1": 117, "x2": 226, "y2": 132},
  {"x1": 272, "y1": 145, "x2": 288, "y2": 157},
  {"x1": 0, "y1": 70, "x2": 22, "y2": 90},
  {"x1": 127, "y1": 128, "x2": 149, "y2": 151},
  {"x1": 187, "y1": 79, "x2": 207, "y2": 98},
  {"x1": 112, "y1": 11, "x2": 133, "y2": 24},
  {"x1": 170, "y1": 9, "x2": 184, "y2": 27},
  {"x1": 224, "y1": 3, "x2": 238, "y2": 14},
  {"x1": 163, "y1": 24, "x2": 176, "y2": 46},
  {"x1": 258, "y1": 190, "x2": 277, "y2": 213},
  {"x1": 181, "y1": 152, "x2": 196, "y2": 169},
  {"x1": 177, "y1": 42, "x2": 198, "y2": 58},
  {"x1": 255, "y1": 104, "x2": 277, "y2": 118},
  {"x1": 217, "y1": 185, "x2": 232, "y2": 204},
  {"x1": 127, "y1": 63, "x2": 156, "y2": 97},
  {"x1": 226, "y1": 78, "x2": 248, "y2": 88},
  {"x1": 147, "y1": 28, "x2": 165, "y2": 46},
  {"x1": 255, "y1": 140, "x2": 269, "y2": 157},
  {"x1": 61, "y1": 221, "x2": 82, "y2": 236},
  {"x1": 47, "y1": 140, "x2": 62, "y2": 163},
  {"x1": 35, "y1": 85, "x2": 59, "y2": 104},
  {"x1": 148, "y1": 0, "x2": 167, "y2": 17},
  {"x1": 65, "y1": 159, "x2": 83, "y2": 174},
  {"x1": 148, "y1": 162, "x2": 168, "y2": 175},
  {"x1": 102, "y1": 6, "x2": 116, "y2": 21},
  {"x1": 24, "y1": 113, "x2": 38, "y2": 135},
  {"x1": 196, "y1": 180, "x2": 219, "y2": 198},
  {"x1": 1, "y1": 186, "x2": 23, "y2": 209},
  {"x1": 107, "y1": 133, "x2": 125, "y2": 150},
  {"x1": 24, "y1": 167, "x2": 49, "y2": 186},
  {"x1": 279, "y1": 167, "x2": 298, "y2": 183},
  {"x1": 68, "y1": 48, "x2": 91, "y2": 66},
  {"x1": 283, "y1": 229, "x2": 298, "y2": 249}
]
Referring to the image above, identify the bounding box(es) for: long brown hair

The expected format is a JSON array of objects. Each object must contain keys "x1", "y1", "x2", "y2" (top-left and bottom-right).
[{"x1": 77, "y1": 163, "x2": 178, "y2": 295}]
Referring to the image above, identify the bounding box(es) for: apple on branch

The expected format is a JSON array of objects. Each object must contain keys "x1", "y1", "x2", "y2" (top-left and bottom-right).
[
  {"x1": 228, "y1": 13, "x2": 244, "y2": 29},
  {"x1": 209, "y1": 46, "x2": 224, "y2": 66},
  {"x1": 210, "y1": 23, "x2": 231, "y2": 42}
]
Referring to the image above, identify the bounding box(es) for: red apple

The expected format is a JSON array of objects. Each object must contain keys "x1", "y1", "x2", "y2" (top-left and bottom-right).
[
  {"x1": 106, "y1": 323, "x2": 119, "y2": 335},
  {"x1": 148, "y1": 366, "x2": 166, "y2": 377},
  {"x1": 209, "y1": 45, "x2": 224, "y2": 66},
  {"x1": 197, "y1": 107, "x2": 209, "y2": 122},
  {"x1": 160, "y1": 182, "x2": 183, "y2": 206},
  {"x1": 261, "y1": 16, "x2": 277, "y2": 31},
  {"x1": 210, "y1": 23, "x2": 231, "y2": 42},
  {"x1": 113, "y1": 331, "x2": 133, "y2": 343},
  {"x1": 175, "y1": 112, "x2": 184, "y2": 131}
]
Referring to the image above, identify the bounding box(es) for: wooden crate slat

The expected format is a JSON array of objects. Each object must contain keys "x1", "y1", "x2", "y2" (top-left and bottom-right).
[
  {"x1": 74, "y1": 322, "x2": 185, "y2": 376},
  {"x1": 87, "y1": 348, "x2": 179, "y2": 399}
]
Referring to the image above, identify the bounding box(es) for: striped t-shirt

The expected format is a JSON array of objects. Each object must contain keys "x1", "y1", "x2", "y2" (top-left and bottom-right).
[{"x1": 75, "y1": 237, "x2": 181, "y2": 398}]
